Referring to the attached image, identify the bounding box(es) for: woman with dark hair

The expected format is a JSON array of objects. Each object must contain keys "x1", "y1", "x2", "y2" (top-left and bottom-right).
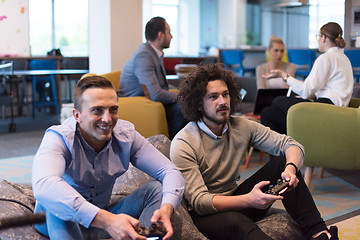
[{"x1": 261, "y1": 22, "x2": 353, "y2": 134}]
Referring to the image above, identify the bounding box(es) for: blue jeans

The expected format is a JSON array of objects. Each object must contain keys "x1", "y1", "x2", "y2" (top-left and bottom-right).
[{"x1": 34, "y1": 180, "x2": 163, "y2": 240}]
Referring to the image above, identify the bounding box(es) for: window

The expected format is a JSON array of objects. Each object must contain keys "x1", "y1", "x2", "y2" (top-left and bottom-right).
[
  {"x1": 146, "y1": 0, "x2": 202, "y2": 56},
  {"x1": 150, "y1": 0, "x2": 179, "y2": 56},
  {"x1": 29, "y1": 0, "x2": 88, "y2": 56},
  {"x1": 308, "y1": 0, "x2": 344, "y2": 49}
]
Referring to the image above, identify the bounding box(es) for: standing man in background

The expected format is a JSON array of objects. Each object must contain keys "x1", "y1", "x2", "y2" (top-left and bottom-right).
[{"x1": 119, "y1": 16, "x2": 187, "y2": 139}]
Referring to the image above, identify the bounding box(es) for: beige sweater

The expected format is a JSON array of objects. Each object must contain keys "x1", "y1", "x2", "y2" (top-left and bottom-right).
[{"x1": 170, "y1": 115, "x2": 304, "y2": 216}]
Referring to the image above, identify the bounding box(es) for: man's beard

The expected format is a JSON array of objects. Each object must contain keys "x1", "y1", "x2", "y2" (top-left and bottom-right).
[
  {"x1": 161, "y1": 40, "x2": 170, "y2": 49},
  {"x1": 202, "y1": 106, "x2": 230, "y2": 125}
]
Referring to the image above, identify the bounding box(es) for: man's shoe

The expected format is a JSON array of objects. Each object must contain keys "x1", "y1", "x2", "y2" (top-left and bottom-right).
[
  {"x1": 328, "y1": 226, "x2": 338, "y2": 240},
  {"x1": 312, "y1": 232, "x2": 329, "y2": 240},
  {"x1": 312, "y1": 226, "x2": 338, "y2": 240}
]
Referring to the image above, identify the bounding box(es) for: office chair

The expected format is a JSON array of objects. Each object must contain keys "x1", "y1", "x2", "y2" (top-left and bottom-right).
[
  {"x1": 0, "y1": 62, "x2": 13, "y2": 119},
  {"x1": 0, "y1": 62, "x2": 16, "y2": 132},
  {"x1": 344, "y1": 50, "x2": 360, "y2": 83},
  {"x1": 30, "y1": 59, "x2": 59, "y2": 118},
  {"x1": 287, "y1": 49, "x2": 316, "y2": 79},
  {"x1": 220, "y1": 50, "x2": 245, "y2": 76},
  {"x1": 1, "y1": 60, "x2": 30, "y2": 116},
  {"x1": 287, "y1": 100, "x2": 360, "y2": 186},
  {"x1": 265, "y1": 49, "x2": 289, "y2": 62}
]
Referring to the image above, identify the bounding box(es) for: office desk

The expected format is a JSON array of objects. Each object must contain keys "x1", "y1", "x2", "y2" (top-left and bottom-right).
[{"x1": 0, "y1": 69, "x2": 89, "y2": 132}]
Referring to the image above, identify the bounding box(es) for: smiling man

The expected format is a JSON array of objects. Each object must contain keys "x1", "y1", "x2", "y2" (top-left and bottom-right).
[
  {"x1": 32, "y1": 75, "x2": 185, "y2": 240},
  {"x1": 170, "y1": 63, "x2": 338, "y2": 240}
]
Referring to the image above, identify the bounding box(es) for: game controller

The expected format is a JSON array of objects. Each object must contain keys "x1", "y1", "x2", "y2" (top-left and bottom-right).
[
  {"x1": 266, "y1": 179, "x2": 290, "y2": 195},
  {"x1": 137, "y1": 223, "x2": 166, "y2": 239}
]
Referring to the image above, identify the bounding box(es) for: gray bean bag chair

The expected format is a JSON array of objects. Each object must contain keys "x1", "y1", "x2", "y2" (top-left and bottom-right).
[{"x1": 0, "y1": 135, "x2": 305, "y2": 239}]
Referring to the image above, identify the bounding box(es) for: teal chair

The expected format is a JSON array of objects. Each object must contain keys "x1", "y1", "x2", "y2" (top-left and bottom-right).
[
  {"x1": 287, "y1": 99, "x2": 360, "y2": 186},
  {"x1": 344, "y1": 50, "x2": 360, "y2": 83},
  {"x1": 30, "y1": 59, "x2": 59, "y2": 119},
  {"x1": 220, "y1": 50, "x2": 245, "y2": 76},
  {"x1": 287, "y1": 49, "x2": 316, "y2": 79}
]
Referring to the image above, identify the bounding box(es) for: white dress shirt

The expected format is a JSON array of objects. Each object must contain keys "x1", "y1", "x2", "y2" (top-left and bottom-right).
[{"x1": 287, "y1": 47, "x2": 354, "y2": 106}]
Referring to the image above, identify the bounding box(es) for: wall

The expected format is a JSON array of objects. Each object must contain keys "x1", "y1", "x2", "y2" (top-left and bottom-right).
[
  {"x1": 88, "y1": 0, "x2": 111, "y2": 74},
  {"x1": 179, "y1": 0, "x2": 200, "y2": 55},
  {"x1": 217, "y1": 0, "x2": 237, "y2": 48},
  {"x1": 110, "y1": 0, "x2": 142, "y2": 71},
  {"x1": 347, "y1": 0, "x2": 360, "y2": 47},
  {"x1": 350, "y1": 0, "x2": 360, "y2": 36},
  {"x1": 88, "y1": 0, "x2": 142, "y2": 74},
  {"x1": 0, "y1": 0, "x2": 29, "y2": 57},
  {"x1": 217, "y1": 0, "x2": 253, "y2": 49},
  {"x1": 260, "y1": 4, "x2": 309, "y2": 48},
  {"x1": 200, "y1": 0, "x2": 217, "y2": 51}
]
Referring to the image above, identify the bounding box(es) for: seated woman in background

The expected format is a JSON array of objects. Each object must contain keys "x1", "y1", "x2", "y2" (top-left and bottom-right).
[
  {"x1": 261, "y1": 22, "x2": 353, "y2": 134},
  {"x1": 256, "y1": 36, "x2": 296, "y2": 89}
]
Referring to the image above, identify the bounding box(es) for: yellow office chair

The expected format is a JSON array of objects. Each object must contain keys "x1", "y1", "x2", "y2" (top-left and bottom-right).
[{"x1": 265, "y1": 49, "x2": 289, "y2": 62}]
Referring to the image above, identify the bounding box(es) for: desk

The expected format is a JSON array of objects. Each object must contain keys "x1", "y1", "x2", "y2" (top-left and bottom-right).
[
  {"x1": 0, "y1": 69, "x2": 89, "y2": 132},
  {"x1": 166, "y1": 75, "x2": 181, "y2": 89}
]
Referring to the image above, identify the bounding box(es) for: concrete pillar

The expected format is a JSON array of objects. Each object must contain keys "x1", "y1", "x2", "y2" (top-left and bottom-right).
[{"x1": 88, "y1": 0, "x2": 143, "y2": 74}]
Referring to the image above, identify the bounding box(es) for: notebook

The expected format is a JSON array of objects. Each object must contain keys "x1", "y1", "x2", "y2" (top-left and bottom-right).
[{"x1": 253, "y1": 88, "x2": 291, "y2": 115}]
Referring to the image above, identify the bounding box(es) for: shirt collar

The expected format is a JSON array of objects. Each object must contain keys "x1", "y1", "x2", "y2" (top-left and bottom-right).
[
  {"x1": 75, "y1": 124, "x2": 112, "y2": 154},
  {"x1": 327, "y1": 46, "x2": 342, "y2": 53},
  {"x1": 149, "y1": 42, "x2": 164, "y2": 59},
  {"x1": 197, "y1": 119, "x2": 228, "y2": 139}
]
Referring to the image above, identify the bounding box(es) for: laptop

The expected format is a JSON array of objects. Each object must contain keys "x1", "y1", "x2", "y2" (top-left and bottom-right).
[{"x1": 253, "y1": 88, "x2": 291, "y2": 115}]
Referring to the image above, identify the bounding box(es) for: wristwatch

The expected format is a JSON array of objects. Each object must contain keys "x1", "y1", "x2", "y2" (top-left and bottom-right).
[{"x1": 283, "y1": 74, "x2": 290, "y2": 83}]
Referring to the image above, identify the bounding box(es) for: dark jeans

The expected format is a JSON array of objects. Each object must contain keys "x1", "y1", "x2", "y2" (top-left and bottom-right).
[
  {"x1": 189, "y1": 156, "x2": 327, "y2": 240},
  {"x1": 163, "y1": 102, "x2": 188, "y2": 140},
  {"x1": 261, "y1": 96, "x2": 334, "y2": 134}
]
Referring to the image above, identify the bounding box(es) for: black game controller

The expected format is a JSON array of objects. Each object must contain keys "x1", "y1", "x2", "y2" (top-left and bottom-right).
[
  {"x1": 137, "y1": 223, "x2": 166, "y2": 239},
  {"x1": 266, "y1": 179, "x2": 290, "y2": 195}
]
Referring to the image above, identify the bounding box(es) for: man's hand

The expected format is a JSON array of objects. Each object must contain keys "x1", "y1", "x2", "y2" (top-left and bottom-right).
[
  {"x1": 282, "y1": 146, "x2": 303, "y2": 188},
  {"x1": 91, "y1": 210, "x2": 146, "y2": 240},
  {"x1": 281, "y1": 165, "x2": 299, "y2": 188},
  {"x1": 245, "y1": 181, "x2": 283, "y2": 209},
  {"x1": 150, "y1": 203, "x2": 174, "y2": 240}
]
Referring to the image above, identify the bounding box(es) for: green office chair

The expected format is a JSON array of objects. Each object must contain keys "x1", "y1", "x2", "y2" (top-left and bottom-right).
[{"x1": 287, "y1": 100, "x2": 360, "y2": 186}]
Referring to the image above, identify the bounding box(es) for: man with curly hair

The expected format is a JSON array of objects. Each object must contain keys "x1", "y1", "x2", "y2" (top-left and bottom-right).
[{"x1": 170, "y1": 63, "x2": 338, "y2": 240}]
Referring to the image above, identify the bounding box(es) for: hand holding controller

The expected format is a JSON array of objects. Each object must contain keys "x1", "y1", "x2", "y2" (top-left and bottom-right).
[
  {"x1": 266, "y1": 179, "x2": 290, "y2": 195},
  {"x1": 137, "y1": 223, "x2": 166, "y2": 239}
]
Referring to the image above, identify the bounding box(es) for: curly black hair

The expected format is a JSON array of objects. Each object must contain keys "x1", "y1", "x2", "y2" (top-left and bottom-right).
[{"x1": 177, "y1": 63, "x2": 242, "y2": 122}]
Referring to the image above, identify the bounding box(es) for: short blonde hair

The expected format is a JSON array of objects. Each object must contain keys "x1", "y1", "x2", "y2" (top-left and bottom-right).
[{"x1": 268, "y1": 36, "x2": 284, "y2": 49}]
